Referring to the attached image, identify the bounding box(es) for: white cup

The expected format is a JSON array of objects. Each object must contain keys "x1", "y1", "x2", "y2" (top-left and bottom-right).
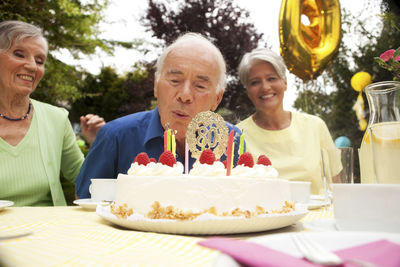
[
  {"x1": 289, "y1": 181, "x2": 311, "y2": 204},
  {"x1": 332, "y1": 184, "x2": 400, "y2": 232},
  {"x1": 89, "y1": 178, "x2": 116, "y2": 202}
]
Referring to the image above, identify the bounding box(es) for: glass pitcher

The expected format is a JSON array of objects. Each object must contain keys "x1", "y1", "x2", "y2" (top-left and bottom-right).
[{"x1": 359, "y1": 81, "x2": 400, "y2": 183}]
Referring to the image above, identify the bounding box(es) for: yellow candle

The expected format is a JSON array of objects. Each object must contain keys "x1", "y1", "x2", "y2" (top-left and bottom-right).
[
  {"x1": 171, "y1": 131, "x2": 176, "y2": 158},
  {"x1": 167, "y1": 129, "x2": 171, "y2": 151},
  {"x1": 239, "y1": 134, "x2": 244, "y2": 155}
]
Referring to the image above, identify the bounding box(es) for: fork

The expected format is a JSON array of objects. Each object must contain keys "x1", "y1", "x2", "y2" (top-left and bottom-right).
[{"x1": 291, "y1": 233, "x2": 378, "y2": 267}]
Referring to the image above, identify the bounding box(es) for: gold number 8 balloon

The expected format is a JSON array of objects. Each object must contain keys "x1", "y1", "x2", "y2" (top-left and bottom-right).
[{"x1": 279, "y1": 0, "x2": 341, "y2": 81}]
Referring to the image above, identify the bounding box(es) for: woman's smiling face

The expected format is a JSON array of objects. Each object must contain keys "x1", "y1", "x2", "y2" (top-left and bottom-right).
[
  {"x1": 0, "y1": 37, "x2": 47, "y2": 97},
  {"x1": 246, "y1": 61, "x2": 287, "y2": 112}
]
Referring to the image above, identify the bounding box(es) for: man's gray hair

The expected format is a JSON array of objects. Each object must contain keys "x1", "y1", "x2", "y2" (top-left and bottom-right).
[
  {"x1": 0, "y1": 20, "x2": 48, "y2": 53},
  {"x1": 238, "y1": 48, "x2": 287, "y2": 88},
  {"x1": 155, "y1": 32, "x2": 226, "y2": 93}
]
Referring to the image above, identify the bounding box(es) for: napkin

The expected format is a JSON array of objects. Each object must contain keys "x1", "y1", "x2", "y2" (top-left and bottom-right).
[
  {"x1": 198, "y1": 237, "x2": 315, "y2": 267},
  {"x1": 198, "y1": 237, "x2": 400, "y2": 267},
  {"x1": 336, "y1": 239, "x2": 400, "y2": 267}
]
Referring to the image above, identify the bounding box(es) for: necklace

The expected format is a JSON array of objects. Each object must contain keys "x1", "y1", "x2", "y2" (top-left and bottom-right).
[{"x1": 0, "y1": 101, "x2": 32, "y2": 121}]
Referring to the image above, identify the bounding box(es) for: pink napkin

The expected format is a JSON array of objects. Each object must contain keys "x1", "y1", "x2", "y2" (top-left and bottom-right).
[{"x1": 198, "y1": 237, "x2": 400, "y2": 267}]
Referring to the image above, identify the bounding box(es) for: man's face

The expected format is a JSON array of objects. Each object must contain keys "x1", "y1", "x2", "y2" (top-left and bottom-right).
[{"x1": 154, "y1": 42, "x2": 223, "y2": 142}]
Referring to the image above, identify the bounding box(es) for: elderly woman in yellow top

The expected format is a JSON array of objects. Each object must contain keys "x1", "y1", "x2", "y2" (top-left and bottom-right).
[
  {"x1": 0, "y1": 20, "x2": 105, "y2": 206},
  {"x1": 236, "y1": 48, "x2": 336, "y2": 195}
]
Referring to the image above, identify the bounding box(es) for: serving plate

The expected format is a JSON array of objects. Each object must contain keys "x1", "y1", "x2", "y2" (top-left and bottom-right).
[{"x1": 97, "y1": 205, "x2": 308, "y2": 235}]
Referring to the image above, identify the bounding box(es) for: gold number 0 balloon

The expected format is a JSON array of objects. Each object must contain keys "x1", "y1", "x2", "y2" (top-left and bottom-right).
[{"x1": 279, "y1": 0, "x2": 341, "y2": 81}]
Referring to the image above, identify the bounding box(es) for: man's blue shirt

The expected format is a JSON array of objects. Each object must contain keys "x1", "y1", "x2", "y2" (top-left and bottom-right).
[{"x1": 75, "y1": 107, "x2": 243, "y2": 199}]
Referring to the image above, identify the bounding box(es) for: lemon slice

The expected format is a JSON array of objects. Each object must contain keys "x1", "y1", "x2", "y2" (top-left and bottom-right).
[{"x1": 370, "y1": 122, "x2": 400, "y2": 145}]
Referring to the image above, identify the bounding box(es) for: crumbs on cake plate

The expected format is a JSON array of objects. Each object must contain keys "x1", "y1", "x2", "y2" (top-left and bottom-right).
[{"x1": 110, "y1": 201, "x2": 295, "y2": 221}]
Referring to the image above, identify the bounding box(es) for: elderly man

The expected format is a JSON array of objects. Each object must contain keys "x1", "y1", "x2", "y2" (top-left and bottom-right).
[{"x1": 75, "y1": 32, "x2": 242, "y2": 199}]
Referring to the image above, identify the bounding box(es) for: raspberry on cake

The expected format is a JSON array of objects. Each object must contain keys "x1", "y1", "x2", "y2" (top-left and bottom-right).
[
  {"x1": 134, "y1": 152, "x2": 151, "y2": 166},
  {"x1": 158, "y1": 151, "x2": 176, "y2": 167},
  {"x1": 257, "y1": 155, "x2": 272, "y2": 166},
  {"x1": 237, "y1": 152, "x2": 254, "y2": 167},
  {"x1": 199, "y1": 149, "x2": 217, "y2": 165}
]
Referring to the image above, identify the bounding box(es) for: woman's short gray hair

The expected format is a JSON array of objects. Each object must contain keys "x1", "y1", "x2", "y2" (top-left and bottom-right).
[
  {"x1": 0, "y1": 20, "x2": 48, "y2": 53},
  {"x1": 238, "y1": 48, "x2": 287, "y2": 88},
  {"x1": 155, "y1": 32, "x2": 227, "y2": 93}
]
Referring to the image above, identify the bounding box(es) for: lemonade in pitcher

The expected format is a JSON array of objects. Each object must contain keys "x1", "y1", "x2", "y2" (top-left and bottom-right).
[
  {"x1": 359, "y1": 132, "x2": 374, "y2": 183},
  {"x1": 369, "y1": 122, "x2": 400, "y2": 183},
  {"x1": 359, "y1": 81, "x2": 400, "y2": 184}
]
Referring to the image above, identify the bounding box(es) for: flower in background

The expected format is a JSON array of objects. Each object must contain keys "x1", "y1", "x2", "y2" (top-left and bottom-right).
[{"x1": 374, "y1": 47, "x2": 400, "y2": 81}]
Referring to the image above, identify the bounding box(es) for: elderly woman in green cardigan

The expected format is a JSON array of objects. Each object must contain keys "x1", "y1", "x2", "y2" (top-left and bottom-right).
[{"x1": 0, "y1": 21, "x2": 105, "y2": 206}]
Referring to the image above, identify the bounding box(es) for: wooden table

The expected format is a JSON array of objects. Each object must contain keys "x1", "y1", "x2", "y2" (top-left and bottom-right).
[{"x1": 0, "y1": 205, "x2": 333, "y2": 266}]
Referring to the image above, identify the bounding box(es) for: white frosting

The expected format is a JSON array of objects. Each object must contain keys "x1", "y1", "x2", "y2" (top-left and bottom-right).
[
  {"x1": 127, "y1": 161, "x2": 184, "y2": 176},
  {"x1": 189, "y1": 161, "x2": 226, "y2": 176},
  {"x1": 115, "y1": 174, "x2": 291, "y2": 215},
  {"x1": 231, "y1": 164, "x2": 279, "y2": 178}
]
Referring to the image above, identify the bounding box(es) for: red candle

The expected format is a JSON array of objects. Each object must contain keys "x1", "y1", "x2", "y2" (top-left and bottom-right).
[
  {"x1": 163, "y1": 129, "x2": 167, "y2": 152},
  {"x1": 226, "y1": 130, "x2": 234, "y2": 176}
]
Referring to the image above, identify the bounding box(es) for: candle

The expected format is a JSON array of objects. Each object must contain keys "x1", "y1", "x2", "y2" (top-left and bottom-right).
[
  {"x1": 171, "y1": 130, "x2": 176, "y2": 158},
  {"x1": 239, "y1": 133, "x2": 244, "y2": 155},
  {"x1": 226, "y1": 129, "x2": 234, "y2": 176},
  {"x1": 163, "y1": 129, "x2": 167, "y2": 152},
  {"x1": 185, "y1": 141, "x2": 189, "y2": 175},
  {"x1": 167, "y1": 129, "x2": 171, "y2": 151},
  {"x1": 231, "y1": 142, "x2": 235, "y2": 167}
]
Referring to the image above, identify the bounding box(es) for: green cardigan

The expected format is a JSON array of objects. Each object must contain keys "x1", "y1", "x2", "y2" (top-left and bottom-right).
[{"x1": 0, "y1": 99, "x2": 84, "y2": 206}]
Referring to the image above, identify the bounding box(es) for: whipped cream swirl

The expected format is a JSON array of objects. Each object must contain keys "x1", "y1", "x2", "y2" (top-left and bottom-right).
[
  {"x1": 127, "y1": 161, "x2": 184, "y2": 176},
  {"x1": 189, "y1": 161, "x2": 226, "y2": 176},
  {"x1": 231, "y1": 164, "x2": 279, "y2": 178}
]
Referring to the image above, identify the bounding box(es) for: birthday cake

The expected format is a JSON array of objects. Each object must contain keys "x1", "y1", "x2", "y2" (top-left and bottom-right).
[{"x1": 111, "y1": 112, "x2": 294, "y2": 220}]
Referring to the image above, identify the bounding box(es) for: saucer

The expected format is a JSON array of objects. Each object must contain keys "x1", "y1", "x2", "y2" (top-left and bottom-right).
[
  {"x1": 306, "y1": 198, "x2": 330, "y2": 210},
  {"x1": 0, "y1": 200, "x2": 14, "y2": 211},
  {"x1": 303, "y1": 219, "x2": 338, "y2": 231},
  {"x1": 305, "y1": 195, "x2": 330, "y2": 210},
  {"x1": 73, "y1": 198, "x2": 111, "y2": 211}
]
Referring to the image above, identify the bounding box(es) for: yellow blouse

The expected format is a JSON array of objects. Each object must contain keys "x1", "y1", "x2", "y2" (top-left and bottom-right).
[{"x1": 236, "y1": 112, "x2": 335, "y2": 195}]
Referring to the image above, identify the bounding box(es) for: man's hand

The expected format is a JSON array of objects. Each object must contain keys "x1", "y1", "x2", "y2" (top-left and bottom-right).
[{"x1": 80, "y1": 114, "x2": 106, "y2": 146}]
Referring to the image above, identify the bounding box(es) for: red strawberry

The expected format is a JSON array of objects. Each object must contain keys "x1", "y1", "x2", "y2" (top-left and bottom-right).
[
  {"x1": 199, "y1": 149, "x2": 216, "y2": 165},
  {"x1": 134, "y1": 152, "x2": 150, "y2": 166},
  {"x1": 237, "y1": 152, "x2": 254, "y2": 167},
  {"x1": 149, "y1": 157, "x2": 156, "y2": 163},
  {"x1": 158, "y1": 151, "x2": 176, "y2": 167},
  {"x1": 257, "y1": 155, "x2": 272, "y2": 166}
]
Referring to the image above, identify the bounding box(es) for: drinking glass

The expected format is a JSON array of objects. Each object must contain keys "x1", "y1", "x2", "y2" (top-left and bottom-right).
[
  {"x1": 369, "y1": 122, "x2": 400, "y2": 184},
  {"x1": 321, "y1": 147, "x2": 354, "y2": 201}
]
